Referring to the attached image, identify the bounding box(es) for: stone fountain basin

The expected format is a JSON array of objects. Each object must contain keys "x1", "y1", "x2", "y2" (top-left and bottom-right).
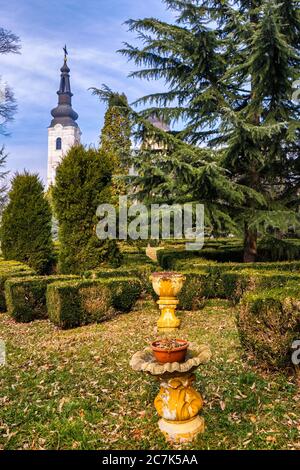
[{"x1": 130, "y1": 344, "x2": 211, "y2": 377}]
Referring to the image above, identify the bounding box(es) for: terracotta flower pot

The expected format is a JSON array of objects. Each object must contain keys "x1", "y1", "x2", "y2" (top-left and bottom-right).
[{"x1": 151, "y1": 339, "x2": 189, "y2": 364}]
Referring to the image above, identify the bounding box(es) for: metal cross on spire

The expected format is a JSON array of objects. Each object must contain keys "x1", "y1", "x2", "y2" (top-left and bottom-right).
[{"x1": 63, "y1": 45, "x2": 68, "y2": 61}]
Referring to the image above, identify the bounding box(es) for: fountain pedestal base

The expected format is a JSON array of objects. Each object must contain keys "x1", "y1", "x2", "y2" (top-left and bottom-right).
[
  {"x1": 158, "y1": 415, "x2": 205, "y2": 443},
  {"x1": 154, "y1": 373, "x2": 204, "y2": 443},
  {"x1": 130, "y1": 346, "x2": 211, "y2": 444}
]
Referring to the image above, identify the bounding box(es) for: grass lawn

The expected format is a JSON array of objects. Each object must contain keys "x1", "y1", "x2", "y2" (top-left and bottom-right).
[{"x1": 0, "y1": 298, "x2": 299, "y2": 450}]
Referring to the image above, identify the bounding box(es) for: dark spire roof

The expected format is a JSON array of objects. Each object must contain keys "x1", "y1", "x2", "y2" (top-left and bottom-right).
[{"x1": 50, "y1": 49, "x2": 79, "y2": 128}]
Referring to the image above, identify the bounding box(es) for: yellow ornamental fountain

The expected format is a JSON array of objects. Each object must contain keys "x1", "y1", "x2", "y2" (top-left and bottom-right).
[
  {"x1": 150, "y1": 272, "x2": 186, "y2": 329},
  {"x1": 130, "y1": 344, "x2": 211, "y2": 444}
]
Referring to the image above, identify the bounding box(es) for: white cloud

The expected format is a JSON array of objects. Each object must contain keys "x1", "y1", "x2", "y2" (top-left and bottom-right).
[{"x1": 0, "y1": 0, "x2": 173, "y2": 182}]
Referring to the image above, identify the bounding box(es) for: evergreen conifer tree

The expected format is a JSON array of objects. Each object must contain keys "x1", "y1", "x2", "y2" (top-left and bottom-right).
[
  {"x1": 120, "y1": 0, "x2": 300, "y2": 261},
  {"x1": 52, "y1": 145, "x2": 121, "y2": 274},
  {"x1": 90, "y1": 85, "x2": 132, "y2": 198},
  {"x1": 90, "y1": 85, "x2": 131, "y2": 171},
  {"x1": 1, "y1": 172, "x2": 53, "y2": 273}
]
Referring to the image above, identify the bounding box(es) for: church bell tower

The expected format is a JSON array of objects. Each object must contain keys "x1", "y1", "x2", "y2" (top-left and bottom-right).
[{"x1": 47, "y1": 47, "x2": 81, "y2": 187}]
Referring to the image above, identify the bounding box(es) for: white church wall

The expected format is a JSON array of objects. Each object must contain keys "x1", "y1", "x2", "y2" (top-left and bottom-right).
[{"x1": 47, "y1": 124, "x2": 81, "y2": 188}]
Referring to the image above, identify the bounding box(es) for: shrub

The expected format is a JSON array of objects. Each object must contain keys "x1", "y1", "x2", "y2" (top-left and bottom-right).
[
  {"x1": 83, "y1": 264, "x2": 155, "y2": 295},
  {"x1": 238, "y1": 284, "x2": 300, "y2": 368},
  {"x1": 172, "y1": 267, "x2": 300, "y2": 310},
  {"x1": 178, "y1": 260, "x2": 300, "y2": 273},
  {"x1": 83, "y1": 267, "x2": 140, "y2": 279},
  {"x1": 222, "y1": 270, "x2": 300, "y2": 304},
  {"x1": 157, "y1": 247, "x2": 244, "y2": 269},
  {"x1": 52, "y1": 145, "x2": 121, "y2": 274},
  {"x1": 1, "y1": 173, "x2": 54, "y2": 274},
  {"x1": 210, "y1": 261, "x2": 300, "y2": 273},
  {"x1": 164, "y1": 261, "x2": 300, "y2": 301},
  {"x1": 177, "y1": 269, "x2": 237, "y2": 310},
  {"x1": 258, "y1": 236, "x2": 300, "y2": 261},
  {"x1": 5, "y1": 275, "x2": 78, "y2": 322},
  {"x1": 47, "y1": 277, "x2": 142, "y2": 329},
  {"x1": 157, "y1": 249, "x2": 199, "y2": 270},
  {"x1": 157, "y1": 244, "x2": 300, "y2": 270},
  {"x1": 0, "y1": 260, "x2": 35, "y2": 312},
  {"x1": 178, "y1": 271, "x2": 208, "y2": 310}
]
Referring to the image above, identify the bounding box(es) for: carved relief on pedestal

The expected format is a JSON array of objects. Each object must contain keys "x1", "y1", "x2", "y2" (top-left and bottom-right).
[{"x1": 155, "y1": 374, "x2": 203, "y2": 422}]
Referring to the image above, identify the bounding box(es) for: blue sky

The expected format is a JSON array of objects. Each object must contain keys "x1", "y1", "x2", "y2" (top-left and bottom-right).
[{"x1": 0, "y1": 0, "x2": 174, "y2": 184}]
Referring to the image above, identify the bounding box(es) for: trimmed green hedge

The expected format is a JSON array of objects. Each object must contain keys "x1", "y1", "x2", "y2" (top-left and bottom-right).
[
  {"x1": 238, "y1": 284, "x2": 300, "y2": 368},
  {"x1": 0, "y1": 261, "x2": 35, "y2": 312},
  {"x1": 158, "y1": 247, "x2": 300, "y2": 271},
  {"x1": 83, "y1": 264, "x2": 155, "y2": 294},
  {"x1": 258, "y1": 236, "x2": 300, "y2": 261},
  {"x1": 47, "y1": 277, "x2": 142, "y2": 329},
  {"x1": 174, "y1": 268, "x2": 300, "y2": 311},
  {"x1": 157, "y1": 249, "x2": 203, "y2": 270},
  {"x1": 204, "y1": 260, "x2": 300, "y2": 273},
  {"x1": 83, "y1": 268, "x2": 140, "y2": 279},
  {"x1": 5, "y1": 275, "x2": 79, "y2": 322},
  {"x1": 157, "y1": 248, "x2": 244, "y2": 269},
  {"x1": 157, "y1": 242, "x2": 300, "y2": 270},
  {"x1": 176, "y1": 269, "x2": 231, "y2": 311},
  {"x1": 221, "y1": 270, "x2": 300, "y2": 304},
  {"x1": 178, "y1": 271, "x2": 208, "y2": 310}
]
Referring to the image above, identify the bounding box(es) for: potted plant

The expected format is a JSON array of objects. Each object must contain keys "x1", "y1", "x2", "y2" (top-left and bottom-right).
[{"x1": 151, "y1": 338, "x2": 189, "y2": 364}]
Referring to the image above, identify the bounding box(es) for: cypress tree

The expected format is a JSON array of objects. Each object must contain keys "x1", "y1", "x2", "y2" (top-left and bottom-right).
[
  {"x1": 90, "y1": 85, "x2": 132, "y2": 198},
  {"x1": 52, "y1": 145, "x2": 121, "y2": 274},
  {"x1": 91, "y1": 85, "x2": 131, "y2": 170},
  {"x1": 120, "y1": 0, "x2": 300, "y2": 261},
  {"x1": 1, "y1": 172, "x2": 54, "y2": 273}
]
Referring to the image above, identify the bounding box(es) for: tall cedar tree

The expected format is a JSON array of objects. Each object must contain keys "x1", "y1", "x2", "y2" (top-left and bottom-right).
[
  {"x1": 53, "y1": 145, "x2": 121, "y2": 274},
  {"x1": 1, "y1": 173, "x2": 54, "y2": 273},
  {"x1": 120, "y1": 0, "x2": 300, "y2": 261}
]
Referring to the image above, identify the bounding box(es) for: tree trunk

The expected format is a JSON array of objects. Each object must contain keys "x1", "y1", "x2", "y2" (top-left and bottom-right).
[
  {"x1": 243, "y1": 2, "x2": 259, "y2": 265},
  {"x1": 244, "y1": 224, "x2": 257, "y2": 263}
]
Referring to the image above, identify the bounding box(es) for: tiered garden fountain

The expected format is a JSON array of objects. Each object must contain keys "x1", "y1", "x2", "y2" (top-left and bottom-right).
[
  {"x1": 130, "y1": 272, "x2": 212, "y2": 444},
  {"x1": 130, "y1": 342, "x2": 211, "y2": 443}
]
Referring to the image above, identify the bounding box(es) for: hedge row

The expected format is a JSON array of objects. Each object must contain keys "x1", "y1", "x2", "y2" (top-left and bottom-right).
[
  {"x1": 174, "y1": 268, "x2": 300, "y2": 369},
  {"x1": 83, "y1": 264, "x2": 155, "y2": 294},
  {"x1": 157, "y1": 247, "x2": 247, "y2": 269},
  {"x1": 0, "y1": 260, "x2": 35, "y2": 312},
  {"x1": 221, "y1": 270, "x2": 300, "y2": 304},
  {"x1": 158, "y1": 245, "x2": 300, "y2": 270},
  {"x1": 177, "y1": 268, "x2": 300, "y2": 310},
  {"x1": 178, "y1": 271, "x2": 207, "y2": 310},
  {"x1": 238, "y1": 283, "x2": 300, "y2": 368},
  {"x1": 47, "y1": 277, "x2": 142, "y2": 329},
  {"x1": 5, "y1": 275, "x2": 79, "y2": 322}
]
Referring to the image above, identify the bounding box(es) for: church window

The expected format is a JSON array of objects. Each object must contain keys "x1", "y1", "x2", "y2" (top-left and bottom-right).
[{"x1": 56, "y1": 137, "x2": 62, "y2": 150}]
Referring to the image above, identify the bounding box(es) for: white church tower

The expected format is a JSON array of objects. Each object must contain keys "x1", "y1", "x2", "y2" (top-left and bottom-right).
[{"x1": 47, "y1": 48, "x2": 81, "y2": 187}]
